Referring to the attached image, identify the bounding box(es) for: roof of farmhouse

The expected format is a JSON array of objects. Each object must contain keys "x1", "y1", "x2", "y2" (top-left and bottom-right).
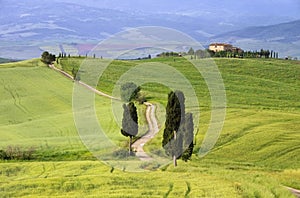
[{"x1": 209, "y1": 43, "x2": 233, "y2": 46}]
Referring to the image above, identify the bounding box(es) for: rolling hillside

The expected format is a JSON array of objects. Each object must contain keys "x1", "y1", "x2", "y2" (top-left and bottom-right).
[
  {"x1": 0, "y1": 57, "x2": 299, "y2": 197},
  {"x1": 1, "y1": 0, "x2": 299, "y2": 59},
  {"x1": 210, "y1": 20, "x2": 300, "y2": 58}
]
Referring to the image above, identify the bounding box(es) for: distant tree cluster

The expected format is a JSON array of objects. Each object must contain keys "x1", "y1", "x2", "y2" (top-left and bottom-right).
[
  {"x1": 186, "y1": 47, "x2": 279, "y2": 59},
  {"x1": 41, "y1": 51, "x2": 56, "y2": 65},
  {"x1": 117, "y1": 55, "x2": 152, "y2": 61},
  {"x1": 156, "y1": 51, "x2": 182, "y2": 57},
  {"x1": 243, "y1": 49, "x2": 279, "y2": 59},
  {"x1": 58, "y1": 52, "x2": 67, "y2": 58},
  {"x1": 162, "y1": 91, "x2": 194, "y2": 166}
]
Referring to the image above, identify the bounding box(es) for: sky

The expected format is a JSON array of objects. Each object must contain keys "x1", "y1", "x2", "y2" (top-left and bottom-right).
[{"x1": 55, "y1": 0, "x2": 300, "y2": 20}]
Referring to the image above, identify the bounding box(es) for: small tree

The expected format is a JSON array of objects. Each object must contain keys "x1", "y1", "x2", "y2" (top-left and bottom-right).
[
  {"x1": 72, "y1": 68, "x2": 80, "y2": 81},
  {"x1": 187, "y1": 47, "x2": 195, "y2": 55},
  {"x1": 120, "y1": 82, "x2": 141, "y2": 102},
  {"x1": 121, "y1": 102, "x2": 138, "y2": 154}
]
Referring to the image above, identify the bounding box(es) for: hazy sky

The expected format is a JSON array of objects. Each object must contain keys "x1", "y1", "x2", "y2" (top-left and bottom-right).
[{"x1": 55, "y1": 0, "x2": 300, "y2": 19}]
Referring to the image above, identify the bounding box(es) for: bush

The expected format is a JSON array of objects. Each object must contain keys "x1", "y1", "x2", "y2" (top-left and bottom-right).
[
  {"x1": 137, "y1": 95, "x2": 147, "y2": 104},
  {"x1": 0, "y1": 146, "x2": 36, "y2": 160},
  {"x1": 0, "y1": 150, "x2": 7, "y2": 160}
]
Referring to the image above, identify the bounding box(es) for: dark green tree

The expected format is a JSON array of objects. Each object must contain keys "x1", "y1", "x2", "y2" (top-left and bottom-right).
[
  {"x1": 187, "y1": 47, "x2": 195, "y2": 55},
  {"x1": 120, "y1": 82, "x2": 141, "y2": 102},
  {"x1": 181, "y1": 113, "x2": 194, "y2": 161},
  {"x1": 41, "y1": 51, "x2": 56, "y2": 65},
  {"x1": 121, "y1": 102, "x2": 138, "y2": 154},
  {"x1": 270, "y1": 50, "x2": 274, "y2": 58},
  {"x1": 72, "y1": 68, "x2": 80, "y2": 81},
  {"x1": 260, "y1": 49, "x2": 264, "y2": 58},
  {"x1": 162, "y1": 90, "x2": 185, "y2": 166},
  {"x1": 265, "y1": 50, "x2": 270, "y2": 58}
]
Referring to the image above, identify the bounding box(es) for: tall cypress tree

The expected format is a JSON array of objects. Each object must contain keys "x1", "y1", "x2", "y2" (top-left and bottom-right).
[
  {"x1": 182, "y1": 113, "x2": 194, "y2": 161},
  {"x1": 121, "y1": 102, "x2": 138, "y2": 155},
  {"x1": 162, "y1": 90, "x2": 185, "y2": 166}
]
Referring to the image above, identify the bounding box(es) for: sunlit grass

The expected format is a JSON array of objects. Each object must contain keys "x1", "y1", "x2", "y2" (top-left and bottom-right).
[{"x1": 0, "y1": 57, "x2": 299, "y2": 196}]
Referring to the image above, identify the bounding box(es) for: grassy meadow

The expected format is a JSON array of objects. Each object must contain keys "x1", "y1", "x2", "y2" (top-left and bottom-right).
[{"x1": 0, "y1": 57, "x2": 299, "y2": 197}]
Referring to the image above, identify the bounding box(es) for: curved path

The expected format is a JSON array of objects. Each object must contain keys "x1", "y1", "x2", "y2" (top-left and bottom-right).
[
  {"x1": 286, "y1": 186, "x2": 300, "y2": 198},
  {"x1": 49, "y1": 64, "x2": 159, "y2": 161},
  {"x1": 132, "y1": 102, "x2": 159, "y2": 161},
  {"x1": 49, "y1": 64, "x2": 119, "y2": 100}
]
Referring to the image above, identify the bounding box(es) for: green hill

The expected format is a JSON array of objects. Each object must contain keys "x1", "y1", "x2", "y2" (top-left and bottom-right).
[
  {"x1": 0, "y1": 57, "x2": 20, "y2": 64},
  {"x1": 0, "y1": 57, "x2": 299, "y2": 197}
]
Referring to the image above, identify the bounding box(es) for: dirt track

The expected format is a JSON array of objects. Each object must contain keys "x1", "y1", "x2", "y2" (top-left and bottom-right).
[
  {"x1": 49, "y1": 64, "x2": 119, "y2": 100},
  {"x1": 50, "y1": 64, "x2": 159, "y2": 161},
  {"x1": 286, "y1": 186, "x2": 300, "y2": 198},
  {"x1": 132, "y1": 102, "x2": 159, "y2": 161}
]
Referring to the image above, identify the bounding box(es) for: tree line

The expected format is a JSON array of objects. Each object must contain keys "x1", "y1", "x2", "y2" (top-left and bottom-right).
[{"x1": 186, "y1": 47, "x2": 279, "y2": 59}]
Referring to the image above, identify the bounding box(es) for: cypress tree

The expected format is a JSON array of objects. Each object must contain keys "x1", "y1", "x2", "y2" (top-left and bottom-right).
[
  {"x1": 181, "y1": 113, "x2": 194, "y2": 161},
  {"x1": 120, "y1": 82, "x2": 141, "y2": 102},
  {"x1": 162, "y1": 91, "x2": 185, "y2": 166},
  {"x1": 121, "y1": 102, "x2": 138, "y2": 155}
]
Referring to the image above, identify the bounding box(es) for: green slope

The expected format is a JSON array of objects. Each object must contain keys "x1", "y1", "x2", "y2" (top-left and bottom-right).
[
  {"x1": 0, "y1": 57, "x2": 299, "y2": 197},
  {"x1": 0, "y1": 60, "x2": 84, "y2": 158}
]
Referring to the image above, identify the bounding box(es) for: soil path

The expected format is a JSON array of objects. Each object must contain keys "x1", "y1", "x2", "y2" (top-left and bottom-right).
[
  {"x1": 132, "y1": 102, "x2": 159, "y2": 161},
  {"x1": 49, "y1": 64, "x2": 118, "y2": 100},
  {"x1": 286, "y1": 187, "x2": 300, "y2": 198},
  {"x1": 49, "y1": 64, "x2": 160, "y2": 161}
]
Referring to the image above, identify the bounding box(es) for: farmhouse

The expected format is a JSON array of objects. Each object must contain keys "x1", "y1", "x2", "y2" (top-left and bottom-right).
[{"x1": 209, "y1": 43, "x2": 243, "y2": 53}]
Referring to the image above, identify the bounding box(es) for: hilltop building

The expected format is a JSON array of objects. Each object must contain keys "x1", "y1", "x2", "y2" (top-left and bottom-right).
[{"x1": 209, "y1": 43, "x2": 243, "y2": 53}]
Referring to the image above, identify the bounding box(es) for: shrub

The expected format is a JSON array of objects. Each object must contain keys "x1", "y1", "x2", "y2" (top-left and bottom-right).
[{"x1": 0, "y1": 146, "x2": 36, "y2": 160}]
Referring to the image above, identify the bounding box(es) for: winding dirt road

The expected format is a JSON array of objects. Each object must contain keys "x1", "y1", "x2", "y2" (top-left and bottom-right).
[
  {"x1": 49, "y1": 64, "x2": 159, "y2": 161},
  {"x1": 286, "y1": 187, "x2": 300, "y2": 198},
  {"x1": 49, "y1": 64, "x2": 118, "y2": 100},
  {"x1": 132, "y1": 102, "x2": 159, "y2": 161},
  {"x1": 50, "y1": 64, "x2": 299, "y2": 197}
]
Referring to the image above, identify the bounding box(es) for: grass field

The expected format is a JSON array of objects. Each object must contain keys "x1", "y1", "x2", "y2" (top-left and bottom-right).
[{"x1": 0, "y1": 57, "x2": 299, "y2": 197}]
